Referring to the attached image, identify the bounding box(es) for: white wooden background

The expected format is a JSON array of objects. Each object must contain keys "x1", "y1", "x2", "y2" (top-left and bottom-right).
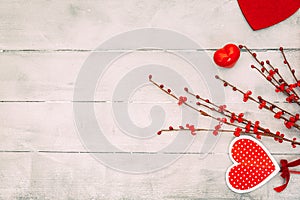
[{"x1": 0, "y1": 0, "x2": 299, "y2": 199}]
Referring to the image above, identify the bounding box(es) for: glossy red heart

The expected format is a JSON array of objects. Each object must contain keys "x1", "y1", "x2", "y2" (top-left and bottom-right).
[
  {"x1": 226, "y1": 136, "x2": 280, "y2": 193},
  {"x1": 213, "y1": 44, "x2": 240, "y2": 68},
  {"x1": 238, "y1": 0, "x2": 300, "y2": 30}
]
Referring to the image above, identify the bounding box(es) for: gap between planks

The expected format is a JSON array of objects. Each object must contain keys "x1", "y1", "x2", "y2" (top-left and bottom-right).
[
  {"x1": 0, "y1": 48, "x2": 300, "y2": 53},
  {"x1": 0, "y1": 150, "x2": 298, "y2": 156}
]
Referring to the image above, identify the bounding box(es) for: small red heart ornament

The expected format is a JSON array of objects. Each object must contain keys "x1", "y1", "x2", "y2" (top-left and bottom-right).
[
  {"x1": 213, "y1": 44, "x2": 240, "y2": 68},
  {"x1": 226, "y1": 136, "x2": 280, "y2": 193},
  {"x1": 238, "y1": 0, "x2": 300, "y2": 30}
]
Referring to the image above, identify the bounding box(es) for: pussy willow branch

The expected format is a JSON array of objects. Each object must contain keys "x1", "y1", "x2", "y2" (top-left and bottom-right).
[
  {"x1": 149, "y1": 78, "x2": 245, "y2": 130},
  {"x1": 215, "y1": 75, "x2": 296, "y2": 117},
  {"x1": 251, "y1": 64, "x2": 299, "y2": 99},
  {"x1": 215, "y1": 75, "x2": 300, "y2": 130},
  {"x1": 149, "y1": 76, "x2": 300, "y2": 146},
  {"x1": 280, "y1": 47, "x2": 298, "y2": 83},
  {"x1": 241, "y1": 45, "x2": 300, "y2": 103},
  {"x1": 159, "y1": 128, "x2": 293, "y2": 143},
  {"x1": 184, "y1": 88, "x2": 300, "y2": 145},
  {"x1": 185, "y1": 89, "x2": 267, "y2": 133},
  {"x1": 266, "y1": 60, "x2": 296, "y2": 93}
]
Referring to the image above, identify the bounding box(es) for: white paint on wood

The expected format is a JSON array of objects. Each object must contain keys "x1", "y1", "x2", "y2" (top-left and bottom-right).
[
  {"x1": 0, "y1": 0, "x2": 299, "y2": 199},
  {"x1": 0, "y1": 51, "x2": 298, "y2": 101},
  {"x1": 0, "y1": 0, "x2": 299, "y2": 49}
]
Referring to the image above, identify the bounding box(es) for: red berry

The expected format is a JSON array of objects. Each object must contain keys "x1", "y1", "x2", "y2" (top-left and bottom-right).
[
  {"x1": 256, "y1": 134, "x2": 261, "y2": 140},
  {"x1": 259, "y1": 101, "x2": 266, "y2": 109},
  {"x1": 245, "y1": 121, "x2": 251, "y2": 133},
  {"x1": 230, "y1": 113, "x2": 237, "y2": 123},
  {"x1": 290, "y1": 116, "x2": 296, "y2": 123},
  {"x1": 284, "y1": 121, "x2": 293, "y2": 129},
  {"x1": 213, "y1": 130, "x2": 218, "y2": 136},
  {"x1": 274, "y1": 111, "x2": 283, "y2": 119},
  {"x1": 215, "y1": 125, "x2": 221, "y2": 130},
  {"x1": 237, "y1": 113, "x2": 244, "y2": 123},
  {"x1": 276, "y1": 131, "x2": 280, "y2": 136},
  {"x1": 256, "y1": 134, "x2": 261, "y2": 139},
  {"x1": 234, "y1": 127, "x2": 242, "y2": 137},
  {"x1": 264, "y1": 129, "x2": 270, "y2": 133}
]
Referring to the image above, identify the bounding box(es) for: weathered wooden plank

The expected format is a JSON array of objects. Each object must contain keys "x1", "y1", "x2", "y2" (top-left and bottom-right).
[
  {"x1": 0, "y1": 102, "x2": 298, "y2": 154},
  {"x1": 0, "y1": 51, "x2": 298, "y2": 102},
  {"x1": 0, "y1": 153, "x2": 298, "y2": 199},
  {"x1": 0, "y1": 0, "x2": 299, "y2": 50},
  {"x1": 0, "y1": 0, "x2": 299, "y2": 199}
]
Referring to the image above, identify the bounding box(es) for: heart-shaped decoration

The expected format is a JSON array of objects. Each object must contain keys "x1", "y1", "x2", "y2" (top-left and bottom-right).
[
  {"x1": 238, "y1": 0, "x2": 300, "y2": 30},
  {"x1": 226, "y1": 136, "x2": 280, "y2": 193},
  {"x1": 213, "y1": 44, "x2": 240, "y2": 68}
]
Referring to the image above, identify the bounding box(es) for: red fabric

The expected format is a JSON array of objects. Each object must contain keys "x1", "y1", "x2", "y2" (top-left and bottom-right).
[
  {"x1": 238, "y1": 0, "x2": 300, "y2": 30},
  {"x1": 274, "y1": 159, "x2": 300, "y2": 192},
  {"x1": 227, "y1": 137, "x2": 279, "y2": 193}
]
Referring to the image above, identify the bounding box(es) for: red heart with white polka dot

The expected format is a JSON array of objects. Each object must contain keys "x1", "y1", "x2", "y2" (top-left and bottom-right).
[{"x1": 226, "y1": 136, "x2": 280, "y2": 193}]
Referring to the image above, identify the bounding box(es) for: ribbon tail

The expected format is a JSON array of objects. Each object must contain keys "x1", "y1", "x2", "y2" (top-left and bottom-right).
[
  {"x1": 274, "y1": 183, "x2": 288, "y2": 193},
  {"x1": 289, "y1": 170, "x2": 300, "y2": 175},
  {"x1": 274, "y1": 158, "x2": 300, "y2": 192},
  {"x1": 274, "y1": 172, "x2": 290, "y2": 192},
  {"x1": 287, "y1": 159, "x2": 300, "y2": 168}
]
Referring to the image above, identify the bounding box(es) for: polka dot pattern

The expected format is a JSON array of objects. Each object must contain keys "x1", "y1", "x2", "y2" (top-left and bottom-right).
[{"x1": 227, "y1": 137, "x2": 277, "y2": 192}]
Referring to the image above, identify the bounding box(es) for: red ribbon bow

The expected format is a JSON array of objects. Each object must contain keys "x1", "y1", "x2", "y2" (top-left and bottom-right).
[{"x1": 274, "y1": 159, "x2": 300, "y2": 192}]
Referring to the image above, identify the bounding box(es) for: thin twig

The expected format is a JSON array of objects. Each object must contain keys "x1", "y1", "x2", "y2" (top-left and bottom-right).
[
  {"x1": 149, "y1": 76, "x2": 299, "y2": 146},
  {"x1": 280, "y1": 47, "x2": 298, "y2": 83},
  {"x1": 215, "y1": 75, "x2": 300, "y2": 130}
]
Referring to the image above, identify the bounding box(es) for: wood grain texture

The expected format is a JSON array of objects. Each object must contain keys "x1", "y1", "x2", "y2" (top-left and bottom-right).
[
  {"x1": 0, "y1": 153, "x2": 299, "y2": 199},
  {"x1": 0, "y1": 0, "x2": 299, "y2": 199},
  {"x1": 0, "y1": 102, "x2": 299, "y2": 153},
  {"x1": 0, "y1": 0, "x2": 299, "y2": 50},
  {"x1": 0, "y1": 51, "x2": 298, "y2": 101}
]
